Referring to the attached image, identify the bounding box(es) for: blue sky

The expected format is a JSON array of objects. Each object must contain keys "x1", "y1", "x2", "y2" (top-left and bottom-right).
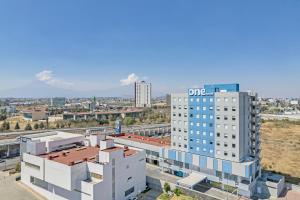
[{"x1": 0, "y1": 0, "x2": 299, "y2": 98}]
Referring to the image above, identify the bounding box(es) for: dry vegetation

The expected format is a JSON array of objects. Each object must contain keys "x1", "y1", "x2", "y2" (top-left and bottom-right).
[{"x1": 261, "y1": 120, "x2": 300, "y2": 183}]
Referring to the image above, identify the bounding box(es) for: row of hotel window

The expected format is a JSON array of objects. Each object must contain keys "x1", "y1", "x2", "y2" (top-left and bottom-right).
[
  {"x1": 216, "y1": 150, "x2": 237, "y2": 158},
  {"x1": 173, "y1": 97, "x2": 237, "y2": 103},
  {"x1": 172, "y1": 105, "x2": 237, "y2": 112}
]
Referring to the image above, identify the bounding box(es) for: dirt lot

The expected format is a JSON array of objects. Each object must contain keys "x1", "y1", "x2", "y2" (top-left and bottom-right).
[{"x1": 261, "y1": 120, "x2": 300, "y2": 183}]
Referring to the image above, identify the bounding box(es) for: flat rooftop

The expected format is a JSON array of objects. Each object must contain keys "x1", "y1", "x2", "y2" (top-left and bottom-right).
[
  {"x1": 40, "y1": 145, "x2": 137, "y2": 166},
  {"x1": 111, "y1": 133, "x2": 171, "y2": 147},
  {"x1": 31, "y1": 131, "x2": 83, "y2": 142}
]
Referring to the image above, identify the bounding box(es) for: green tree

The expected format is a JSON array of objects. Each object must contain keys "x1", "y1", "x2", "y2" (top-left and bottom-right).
[
  {"x1": 163, "y1": 182, "x2": 171, "y2": 193},
  {"x1": 25, "y1": 123, "x2": 32, "y2": 131},
  {"x1": 1, "y1": 121, "x2": 9, "y2": 130},
  {"x1": 39, "y1": 122, "x2": 45, "y2": 129},
  {"x1": 15, "y1": 162, "x2": 21, "y2": 172},
  {"x1": 123, "y1": 117, "x2": 135, "y2": 126},
  {"x1": 15, "y1": 122, "x2": 20, "y2": 130},
  {"x1": 173, "y1": 188, "x2": 181, "y2": 197},
  {"x1": 34, "y1": 123, "x2": 39, "y2": 130},
  {"x1": 56, "y1": 123, "x2": 60, "y2": 129},
  {"x1": 60, "y1": 123, "x2": 65, "y2": 128},
  {"x1": 67, "y1": 121, "x2": 72, "y2": 128}
]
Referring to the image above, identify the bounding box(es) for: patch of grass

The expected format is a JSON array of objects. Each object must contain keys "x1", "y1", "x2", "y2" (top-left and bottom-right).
[{"x1": 158, "y1": 193, "x2": 171, "y2": 200}]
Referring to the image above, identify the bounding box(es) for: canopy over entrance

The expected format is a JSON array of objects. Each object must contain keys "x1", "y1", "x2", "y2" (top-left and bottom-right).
[{"x1": 176, "y1": 172, "x2": 207, "y2": 189}]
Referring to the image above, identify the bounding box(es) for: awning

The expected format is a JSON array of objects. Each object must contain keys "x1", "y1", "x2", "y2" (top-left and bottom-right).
[{"x1": 176, "y1": 172, "x2": 207, "y2": 189}]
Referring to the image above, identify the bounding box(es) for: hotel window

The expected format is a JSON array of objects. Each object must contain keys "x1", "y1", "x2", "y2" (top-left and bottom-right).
[
  {"x1": 203, "y1": 98, "x2": 207, "y2": 102},
  {"x1": 224, "y1": 152, "x2": 228, "y2": 156},
  {"x1": 232, "y1": 153, "x2": 236, "y2": 158},
  {"x1": 196, "y1": 98, "x2": 200, "y2": 102},
  {"x1": 209, "y1": 106, "x2": 213, "y2": 110},
  {"x1": 209, "y1": 123, "x2": 213, "y2": 127},
  {"x1": 232, "y1": 134, "x2": 236, "y2": 139},
  {"x1": 196, "y1": 139, "x2": 200, "y2": 143},
  {"x1": 173, "y1": 135, "x2": 177, "y2": 139},
  {"x1": 232, "y1": 125, "x2": 236, "y2": 130},
  {"x1": 203, "y1": 123, "x2": 207, "y2": 127},
  {"x1": 232, "y1": 116, "x2": 236, "y2": 121},
  {"x1": 216, "y1": 106, "x2": 220, "y2": 111},
  {"x1": 196, "y1": 123, "x2": 200, "y2": 127},
  {"x1": 232, "y1": 97, "x2": 237, "y2": 102},
  {"x1": 173, "y1": 128, "x2": 176, "y2": 131},
  {"x1": 224, "y1": 133, "x2": 228, "y2": 138},
  {"x1": 190, "y1": 130, "x2": 194, "y2": 134},
  {"x1": 224, "y1": 124, "x2": 228, "y2": 129},
  {"x1": 209, "y1": 149, "x2": 213, "y2": 153},
  {"x1": 178, "y1": 113, "x2": 181, "y2": 117},
  {"x1": 217, "y1": 150, "x2": 221, "y2": 155},
  {"x1": 173, "y1": 113, "x2": 176, "y2": 117},
  {"x1": 224, "y1": 97, "x2": 228, "y2": 102},
  {"x1": 203, "y1": 148, "x2": 207, "y2": 152},
  {"x1": 196, "y1": 114, "x2": 200, "y2": 119},
  {"x1": 184, "y1": 137, "x2": 187, "y2": 141},
  {"x1": 178, "y1": 128, "x2": 182, "y2": 132},
  {"x1": 224, "y1": 143, "x2": 228, "y2": 147},
  {"x1": 184, "y1": 129, "x2": 187, "y2": 133},
  {"x1": 203, "y1": 106, "x2": 207, "y2": 111},
  {"x1": 224, "y1": 107, "x2": 228, "y2": 111},
  {"x1": 217, "y1": 142, "x2": 220, "y2": 146},
  {"x1": 173, "y1": 142, "x2": 176, "y2": 146},
  {"x1": 190, "y1": 98, "x2": 194, "y2": 102},
  {"x1": 232, "y1": 107, "x2": 236, "y2": 112},
  {"x1": 210, "y1": 115, "x2": 214, "y2": 119},
  {"x1": 178, "y1": 98, "x2": 182, "y2": 102},
  {"x1": 178, "y1": 136, "x2": 182, "y2": 140},
  {"x1": 173, "y1": 98, "x2": 177, "y2": 102},
  {"x1": 217, "y1": 132, "x2": 220, "y2": 137},
  {"x1": 173, "y1": 106, "x2": 176, "y2": 109},
  {"x1": 173, "y1": 120, "x2": 176, "y2": 124},
  {"x1": 178, "y1": 105, "x2": 182, "y2": 109},
  {"x1": 190, "y1": 147, "x2": 193, "y2": 150},
  {"x1": 184, "y1": 144, "x2": 187, "y2": 148},
  {"x1": 202, "y1": 114, "x2": 207, "y2": 119},
  {"x1": 217, "y1": 124, "x2": 221, "y2": 128},
  {"x1": 190, "y1": 114, "x2": 193, "y2": 117},
  {"x1": 184, "y1": 98, "x2": 188, "y2": 102},
  {"x1": 224, "y1": 116, "x2": 228, "y2": 120},
  {"x1": 196, "y1": 106, "x2": 200, "y2": 110},
  {"x1": 190, "y1": 106, "x2": 194, "y2": 110},
  {"x1": 210, "y1": 141, "x2": 213, "y2": 145},
  {"x1": 184, "y1": 105, "x2": 187, "y2": 109},
  {"x1": 197, "y1": 131, "x2": 200, "y2": 135},
  {"x1": 190, "y1": 122, "x2": 194, "y2": 126},
  {"x1": 210, "y1": 132, "x2": 213, "y2": 137},
  {"x1": 196, "y1": 147, "x2": 200, "y2": 151},
  {"x1": 210, "y1": 98, "x2": 213, "y2": 102},
  {"x1": 232, "y1": 144, "x2": 236, "y2": 148},
  {"x1": 178, "y1": 120, "x2": 182, "y2": 125},
  {"x1": 203, "y1": 131, "x2": 207, "y2": 136},
  {"x1": 217, "y1": 97, "x2": 221, "y2": 102},
  {"x1": 184, "y1": 113, "x2": 187, "y2": 117},
  {"x1": 178, "y1": 144, "x2": 181, "y2": 147},
  {"x1": 184, "y1": 121, "x2": 187, "y2": 126}
]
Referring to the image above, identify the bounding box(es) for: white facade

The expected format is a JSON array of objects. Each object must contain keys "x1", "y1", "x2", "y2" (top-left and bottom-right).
[
  {"x1": 171, "y1": 93, "x2": 189, "y2": 152},
  {"x1": 21, "y1": 132, "x2": 146, "y2": 200},
  {"x1": 134, "y1": 81, "x2": 151, "y2": 108}
]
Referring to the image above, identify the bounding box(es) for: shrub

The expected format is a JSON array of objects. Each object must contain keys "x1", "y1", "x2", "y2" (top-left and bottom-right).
[{"x1": 163, "y1": 182, "x2": 171, "y2": 193}]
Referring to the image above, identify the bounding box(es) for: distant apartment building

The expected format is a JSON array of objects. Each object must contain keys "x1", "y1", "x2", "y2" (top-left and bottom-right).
[
  {"x1": 21, "y1": 131, "x2": 146, "y2": 200},
  {"x1": 50, "y1": 97, "x2": 66, "y2": 107},
  {"x1": 23, "y1": 109, "x2": 48, "y2": 121},
  {"x1": 166, "y1": 94, "x2": 171, "y2": 106},
  {"x1": 134, "y1": 81, "x2": 151, "y2": 108}
]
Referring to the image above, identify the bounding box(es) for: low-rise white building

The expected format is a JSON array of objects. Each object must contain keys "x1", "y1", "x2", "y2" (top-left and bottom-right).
[{"x1": 21, "y1": 131, "x2": 146, "y2": 200}]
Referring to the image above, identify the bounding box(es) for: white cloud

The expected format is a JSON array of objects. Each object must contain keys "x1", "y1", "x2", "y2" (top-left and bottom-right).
[
  {"x1": 36, "y1": 70, "x2": 74, "y2": 89},
  {"x1": 36, "y1": 70, "x2": 53, "y2": 81},
  {"x1": 120, "y1": 73, "x2": 139, "y2": 86}
]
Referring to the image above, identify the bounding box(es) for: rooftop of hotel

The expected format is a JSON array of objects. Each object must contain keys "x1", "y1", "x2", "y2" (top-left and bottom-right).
[
  {"x1": 39, "y1": 145, "x2": 137, "y2": 166},
  {"x1": 111, "y1": 133, "x2": 171, "y2": 147}
]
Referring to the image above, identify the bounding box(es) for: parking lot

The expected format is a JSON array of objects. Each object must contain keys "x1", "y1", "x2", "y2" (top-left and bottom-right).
[{"x1": 0, "y1": 171, "x2": 44, "y2": 200}]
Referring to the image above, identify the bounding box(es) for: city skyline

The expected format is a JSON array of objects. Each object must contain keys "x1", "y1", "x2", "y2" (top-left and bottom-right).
[{"x1": 1, "y1": 1, "x2": 300, "y2": 98}]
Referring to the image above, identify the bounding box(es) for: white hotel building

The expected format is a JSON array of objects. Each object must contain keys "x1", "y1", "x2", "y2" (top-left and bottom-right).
[{"x1": 21, "y1": 131, "x2": 146, "y2": 200}]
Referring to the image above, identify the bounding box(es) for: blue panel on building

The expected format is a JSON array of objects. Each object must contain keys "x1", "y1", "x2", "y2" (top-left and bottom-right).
[
  {"x1": 200, "y1": 156, "x2": 207, "y2": 168},
  {"x1": 168, "y1": 150, "x2": 176, "y2": 160},
  {"x1": 222, "y1": 160, "x2": 232, "y2": 174},
  {"x1": 177, "y1": 151, "x2": 182, "y2": 162},
  {"x1": 204, "y1": 84, "x2": 239, "y2": 93},
  {"x1": 185, "y1": 152, "x2": 193, "y2": 164},
  {"x1": 245, "y1": 166, "x2": 249, "y2": 178},
  {"x1": 213, "y1": 159, "x2": 218, "y2": 170}
]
